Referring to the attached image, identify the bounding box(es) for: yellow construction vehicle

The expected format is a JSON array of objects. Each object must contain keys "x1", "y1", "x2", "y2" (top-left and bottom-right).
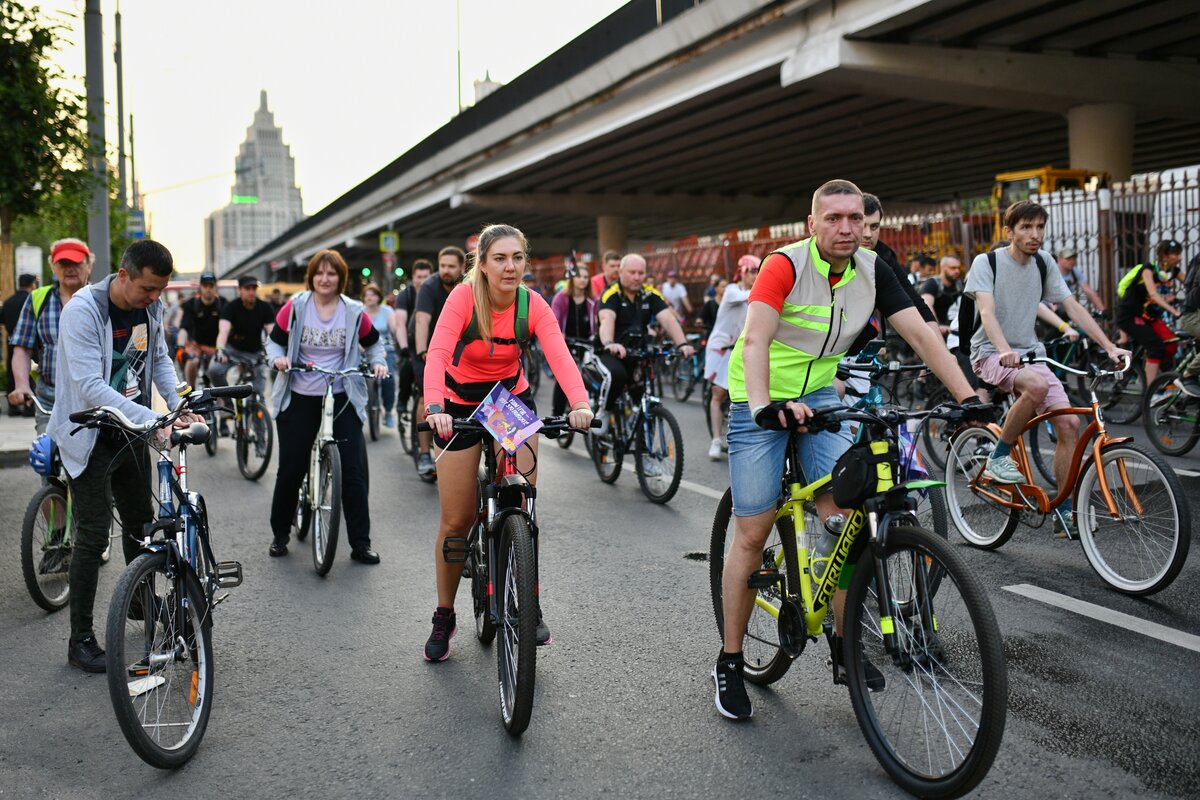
[{"x1": 992, "y1": 166, "x2": 1107, "y2": 237}]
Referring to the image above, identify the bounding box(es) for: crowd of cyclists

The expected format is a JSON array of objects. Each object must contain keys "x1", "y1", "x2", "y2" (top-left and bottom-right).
[{"x1": 6, "y1": 180, "x2": 1195, "y2": 733}]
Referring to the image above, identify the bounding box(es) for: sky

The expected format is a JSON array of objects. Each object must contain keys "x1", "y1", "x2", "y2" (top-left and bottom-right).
[{"x1": 37, "y1": 0, "x2": 629, "y2": 271}]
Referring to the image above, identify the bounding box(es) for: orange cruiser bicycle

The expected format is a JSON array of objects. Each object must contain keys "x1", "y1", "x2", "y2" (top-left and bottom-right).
[{"x1": 944, "y1": 352, "x2": 1191, "y2": 596}]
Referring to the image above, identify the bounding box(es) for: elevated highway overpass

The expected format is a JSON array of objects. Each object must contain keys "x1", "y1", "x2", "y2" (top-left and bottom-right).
[{"x1": 226, "y1": 0, "x2": 1200, "y2": 282}]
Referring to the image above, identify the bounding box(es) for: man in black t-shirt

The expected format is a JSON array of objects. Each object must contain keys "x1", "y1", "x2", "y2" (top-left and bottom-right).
[
  {"x1": 389, "y1": 259, "x2": 432, "y2": 412},
  {"x1": 3, "y1": 273, "x2": 37, "y2": 414},
  {"x1": 412, "y1": 247, "x2": 465, "y2": 474},
  {"x1": 919, "y1": 256, "x2": 964, "y2": 335},
  {"x1": 179, "y1": 272, "x2": 226, "y2": 390},
  {"x1": 211, "y1": 274, "x2": 275, "y2": 401},
  {"x1": 595, "y1": 254, "x2": 694, "y2": 411}
]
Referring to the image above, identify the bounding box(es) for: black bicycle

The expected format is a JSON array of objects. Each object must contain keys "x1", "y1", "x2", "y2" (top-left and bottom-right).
[
  {"x1": 222, "y1": 357, "x2": 274, "y2": 481},
  {"x1": 590, "y1": 344, "x2": 685, "y2": 504},
  {"x1": 67, "y1": 385, "x2": 249, "y2": 768},
  {"x1": 423, "y1": 414, "x2": 599, "y2": 735}
]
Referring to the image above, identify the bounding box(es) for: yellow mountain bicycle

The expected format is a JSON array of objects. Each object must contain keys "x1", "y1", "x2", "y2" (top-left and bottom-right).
[{"x1": 710, "y1": 402, "x2": 1008, "y2": 798}]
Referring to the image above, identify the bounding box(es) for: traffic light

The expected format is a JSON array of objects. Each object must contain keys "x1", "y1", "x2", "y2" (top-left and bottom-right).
[
  {"x1": 360, "y1": 267, "x2": 371, "y2": 278},
  {"x1": 394, "y1": 266, "x2": 404, "y2": 278}
]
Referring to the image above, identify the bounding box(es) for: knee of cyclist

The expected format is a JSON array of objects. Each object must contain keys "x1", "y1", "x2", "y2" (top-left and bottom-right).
[
  {"x1": 1057, "y1": 414, "x2": 1081, "y2": 437},
  {"x1": 1026, "y1": 377, "x2": 1049, "y2": 403}
]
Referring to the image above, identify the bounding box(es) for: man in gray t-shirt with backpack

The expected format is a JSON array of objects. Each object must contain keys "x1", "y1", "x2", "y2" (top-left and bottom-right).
[{"x1": 964, "y1": 200, "x2": 1128, "y2": 539}]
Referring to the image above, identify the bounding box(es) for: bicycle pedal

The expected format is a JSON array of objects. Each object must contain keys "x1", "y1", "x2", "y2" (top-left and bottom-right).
[
  {"x1": 747, "y1": 568, "x2": 782, "y2": 589},
  {"x1": 215, "y1": 561, "x2": 243, "y2": 588},
  {"x1": 442, "y1": 537, "x2": 469, "y2": 563}
]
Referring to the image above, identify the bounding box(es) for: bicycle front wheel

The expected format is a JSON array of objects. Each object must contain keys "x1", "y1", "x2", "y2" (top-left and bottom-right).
[
  {"x1": 21, "y1": 484, "x2": 72, "y2": 612},
  {"x1": 671, "y1": 357, "x2": 694, "y2": 402},
  {"x1": 1094, "y1": 351, "x2": 1145, "y2": 424},
  {"x1": 944, "y1": 427, "x2": 1019, "y2": 549},
  {"x1": 634, "y1": 404, "x2": 683, "y2": 504},
  {"x1": 708, "y1": 488, "x2": 800, "y2": 685},
  {"x1": 918, "y1": 384, "x2": 953, "y2": 472},
  {"x1": 106, "y1": 551, "x2": 214, "y2": 769},
  {"x1": 367, "y1": 384, "x2": 381, "y2": 442},
  {"x1": 845, "y1": 526, "x2": 1007, "y2": 798},
  {"x1": 496, "y1": 514, "x2": 537, "y2": 735},
  {"x1": 398, "y1": 395, "x2": 416, "y2": 455},
  {"x1": 1142, "y1": 372, "x2": 1200, "y2": 457},
  {"x1": 312, "y1": 443, "x2": 342, "y2": 576},
  {"x1": 236, "y1": 399, "x2": 274, "y2": 481},
  {"x1": 203, "y1": 406, "x2": 219, "y2": 456},
  {"x1": 1076, "y1": 444, "x2": 1191, "y2": 595}
]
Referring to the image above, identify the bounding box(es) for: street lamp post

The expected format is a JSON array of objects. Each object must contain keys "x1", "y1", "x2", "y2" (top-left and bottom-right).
[{"x1": 85, "y1": 0, "x2": 111, "y2": 279}]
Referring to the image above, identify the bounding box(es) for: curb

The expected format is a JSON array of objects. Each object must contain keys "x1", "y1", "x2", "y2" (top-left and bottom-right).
[{"x1": 0, "y1": 448, "x2": 29, "y2": 469}]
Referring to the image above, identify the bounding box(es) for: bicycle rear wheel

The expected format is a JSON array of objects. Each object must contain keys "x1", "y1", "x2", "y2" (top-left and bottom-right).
[
  {"x1": 496, "y1": 514, "x2": 537, "y2": 735},
  {"x1": 944, "y1": 427, "x2": 1020, "y2": 549},
  {"x1": 845, "y1": 526, "x2": 1007, "y2": 798},
  {"x1": 918, "y1": 384, "x2": 953, "y2": 472},
  {"x1": 398, "y1": 395, "x2": 416, "y2": 455},
  {"x1": 671, "y1": 357, "x2": 694, "y2": 402},
  {"x1": 1093, "y1": 349, "x2": 1145, "y2": 424},
  {"x1": 1076, "y1": 443, "x2": 1191, "y2": 595},
  {"x1": 203, "y1": 406, "x2": 219, "y2": 456},
  {"x1": 236, "y1": 399, "x2": 274, "y2": 481},
  {"x1": 1142, "y1": 372, "x2": 1200, "y2": 456},
  {"x1": 708, "y1": 489, "x2": 800, "y2": 685},
  {"x1": 312, "y1": 443, "x2": 342, "y2": 576},
  {"x1": 106, "y1": 551, "x2": 214, "y2": 769},
  {"x1": 21, "y1": 484, "x2": 72, "y2": 612},
  {"x1": 634, "y1": 404, "x2": 683, "y2": 504}
]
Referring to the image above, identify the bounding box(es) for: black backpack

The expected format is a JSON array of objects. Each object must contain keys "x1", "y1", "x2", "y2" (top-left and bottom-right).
[
  {"x1": 1182, "y1": 255, "x2": 1200, "y2": 314},
  {"x1": 955, "y1": 250, "x2": 1047, "y2": 353}
]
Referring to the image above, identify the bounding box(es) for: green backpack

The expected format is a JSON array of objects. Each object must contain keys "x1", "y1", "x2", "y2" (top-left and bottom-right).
[{"x1": 450, "y1": 285, "x2": 531, "y2": 366}]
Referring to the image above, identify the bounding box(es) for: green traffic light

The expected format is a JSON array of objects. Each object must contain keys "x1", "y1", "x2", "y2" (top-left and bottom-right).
[
  {"x1": 361, "y1": 267, "x2": 371, "y2": 277},
  {"x1": 394, "y1": 267, "x2": 404, "y2": 277}
]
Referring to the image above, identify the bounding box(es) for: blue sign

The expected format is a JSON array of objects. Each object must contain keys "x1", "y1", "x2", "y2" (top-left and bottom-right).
[{"x1": 126, "y1": 210, "x2": 146, "y2": 240}]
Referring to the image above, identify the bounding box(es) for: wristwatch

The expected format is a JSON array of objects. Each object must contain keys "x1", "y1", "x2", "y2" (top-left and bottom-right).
[{"x1": 425, "y1": 403, "x2": 444, "y2": 415}]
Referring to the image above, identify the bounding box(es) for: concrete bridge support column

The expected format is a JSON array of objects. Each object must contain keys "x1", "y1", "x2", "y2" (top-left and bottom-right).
[
  {"x1": 1067, "y1": 103, "x2": 1135, "y2": 181},
  {"x1": 598, "y1": 215, "x2": 628, "y2": 257}
]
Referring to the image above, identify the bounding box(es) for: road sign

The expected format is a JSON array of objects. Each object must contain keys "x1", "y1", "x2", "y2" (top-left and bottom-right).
[
  {"x1": 466, "y1": 234, "x2": 479, "y2": 253},
  {"x1": 126, "y1": 210, "x2": 146, "y2": 239},
  {"x1": 15, "y1": 245, "x2": 43, "y2": 279},
  {"x1": 382, "y1": 252, "x2": 396, "y2": 268},
  {"x1": 379, "y1": 231, "x2": 399, "y2": 253}
]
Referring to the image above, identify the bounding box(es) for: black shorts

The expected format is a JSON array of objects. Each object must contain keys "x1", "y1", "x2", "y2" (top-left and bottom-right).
[{"x1": 435, "y1": 389, "x2": 537, "y2": 451}]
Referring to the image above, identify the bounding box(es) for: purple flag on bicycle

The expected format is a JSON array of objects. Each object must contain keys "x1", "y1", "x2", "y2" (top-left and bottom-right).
[{"x1": 472, "y1": 382, "x2": 543, "y2": 454}]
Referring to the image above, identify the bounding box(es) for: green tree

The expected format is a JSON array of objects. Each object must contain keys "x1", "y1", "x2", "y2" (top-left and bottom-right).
[{"x1": 0, "y1": 1, "x2": 91, "y2": 301}]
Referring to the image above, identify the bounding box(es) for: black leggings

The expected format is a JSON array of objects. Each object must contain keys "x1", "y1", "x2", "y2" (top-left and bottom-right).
[
  {"x1": 269, "y1": 392, "x2": 372, "y2": 549},
  {"x1": 1118, "y1": 315, "x2": 1175, "y2": 363},
  {"x1": 599, "y1": 352, "x2": 633, "y2": 410}
]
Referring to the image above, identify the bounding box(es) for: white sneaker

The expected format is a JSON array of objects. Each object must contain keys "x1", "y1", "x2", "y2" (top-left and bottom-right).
[
  {"x1": 708, "y1": 438, "x2": 723, "y2": 460},
  {"x1": 1149, "y1": 391, "x2": 1172, "y2": 408}
]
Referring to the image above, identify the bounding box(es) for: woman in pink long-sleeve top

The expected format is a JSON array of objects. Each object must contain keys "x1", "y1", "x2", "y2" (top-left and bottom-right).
[{"x1": 421, "y1": 224, "x2": 594, "y2": 662}]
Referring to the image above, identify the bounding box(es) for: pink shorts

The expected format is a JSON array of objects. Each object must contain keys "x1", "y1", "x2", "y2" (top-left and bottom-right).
[{"x1": 973, "y1": 355, "x2": 1070, "y2": 416}]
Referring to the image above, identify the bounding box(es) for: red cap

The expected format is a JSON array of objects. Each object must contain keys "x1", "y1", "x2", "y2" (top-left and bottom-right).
[{"x1": 51, "y1": 241, "x2": 91, "y2": 264}]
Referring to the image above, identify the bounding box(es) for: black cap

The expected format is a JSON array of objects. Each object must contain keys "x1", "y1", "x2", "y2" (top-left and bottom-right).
[
  {"x1": 522, "y1": 272, "x2": 535, "y2": 281},
  {"x1": 1160, "y1": 239, "x2": 1183, "y2": 253},
  {"x1": 199, "y1": 272, "x2": 217, "y2": 284},
  {"x1": 237, "y1": 274, "x2": 260, "y2": 288}
]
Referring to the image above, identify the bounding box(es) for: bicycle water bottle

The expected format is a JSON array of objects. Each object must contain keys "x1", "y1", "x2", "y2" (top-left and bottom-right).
[{"x1": 811, "y1": 514, "x2": 846, "y2": 583}]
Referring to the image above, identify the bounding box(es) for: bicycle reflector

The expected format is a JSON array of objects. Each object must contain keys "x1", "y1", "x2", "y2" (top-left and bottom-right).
[{"x1": 29, "y1": 434, "x2": 54, "y2": 477}]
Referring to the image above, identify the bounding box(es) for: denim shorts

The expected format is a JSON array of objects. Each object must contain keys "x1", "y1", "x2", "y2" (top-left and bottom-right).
[{"x1": 727, "y1": 385, "x2": 854, "y2": 517}]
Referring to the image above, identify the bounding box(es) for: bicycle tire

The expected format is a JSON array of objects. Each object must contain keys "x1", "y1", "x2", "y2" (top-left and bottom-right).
[
  {"x1": 106, "y1": 551, "x2": 214, "y2": 769},
  {"x1": 472, "y1": 480, "x2": 496, "y2": 644},
  {"x1": 293, "y1": 475, "x2": 311, "y2": 542},
  {"x1": 634, "y1": 404, "x2": 683, "y2": 504},
  {"x1": 236, "y1": 399, "x2": 274, "y2": 481},
  {"x1": 21, "y1": 484, "x2": 72, "y2": 612},
  {"x1": 312, "y1": 443, "x2": 342, "y2": 576},
  {"x1": 844, "y1": 526, "x2": 1007, "y2": 798},
  {"x1": 1142, "y1": 372, "x2": 1200, "y2": 457},
  {"x1": 496, "y1": 514, "x2": 537, "y2": 735},
  {"x1": 203, "y1": 406, "x2": 219, "y2": 456},
  {"x1": 591, "y1": 412, "x2": 623, "y2": 483},
  {"x1": 1095, "y1": 351, "x2": 1145, "y2": 424},
  {"x1": 1027, "y1": 418, "x2": 1058, "y2": 488},
  {"x1": 1075, "y1": 443, "x2": 1191, "y2": 595},
  {"x1": 367, "y1": 382, "x2": 381, "y2": 442},
  {"x1": 944, "y1": 426, "x2": 1019, "y2": 549},
  {"x1": 398, "y1": 396, "x2": 416, "y2": 456},
  {"x1": 918, "y1": 384, "x2": 953, "y2": 472},
  {"x1": 671, "y1": 358, "x2": 694, "y2": 402},
  {"x1": 708, "y1": 488, "x2": 795, "y2": 685},
  {"x1": 556, "y1": 430, "x2": 574, "y2": 449}
]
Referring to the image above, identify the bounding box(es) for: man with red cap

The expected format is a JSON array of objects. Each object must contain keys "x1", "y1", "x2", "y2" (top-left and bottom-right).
[{"x1": 7, "y1": 238, "x2": 92, "y2": 432}]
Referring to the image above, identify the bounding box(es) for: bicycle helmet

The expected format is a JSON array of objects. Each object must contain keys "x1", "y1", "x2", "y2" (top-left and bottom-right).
[{"x1": 29, "y1": 433, "x2": 55, "y2": 477}]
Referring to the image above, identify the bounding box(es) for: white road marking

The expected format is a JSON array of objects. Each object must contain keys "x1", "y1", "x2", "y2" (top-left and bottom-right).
[
  {"x1": 549, "y1": 439, "x2": 725, "y2": 500},
  {"x1": 1003, "y1": 583, "x2": 1200, "y2": 653}
]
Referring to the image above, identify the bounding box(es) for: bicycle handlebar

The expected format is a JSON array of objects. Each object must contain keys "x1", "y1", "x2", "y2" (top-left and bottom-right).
[
  {"x1": 1022, "y1": 351, "x2": 1130, "y2": 378},
  {"x1": 417, "y1": 416, "x2": 603, "y2": 435},
  {"x1": 836, "y1": 358, "x2": 927, "y2": 382},
  {"x1": 68, "y1": 384, "x2": 255, "y2": 434},
  {"x1": 757, "y1": 400, "x2": 996, "y2": 434}
]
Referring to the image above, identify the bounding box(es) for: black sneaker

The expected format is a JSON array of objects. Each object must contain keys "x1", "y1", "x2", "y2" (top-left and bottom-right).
[
  {"x1": 712, "y1": 653, "x2": 753, "y2": 720},
  {"x1": 417, "y1": 453, "x2": 435, "y2": 476},
  {"x1": 424, "y1": 607, "x2": 456, "y2": 662},
  {"x1": 68, "y1": 635, "x2": 107, "y2": 673},
  {"x1": 536, "y1": 614, "x2": 552, "y2": 646}
]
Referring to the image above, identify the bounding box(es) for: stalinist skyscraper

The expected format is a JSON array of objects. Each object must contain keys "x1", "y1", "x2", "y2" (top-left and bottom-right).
[{"x1": 205, "y1": 91, "x2": 305, "y2": 276}]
